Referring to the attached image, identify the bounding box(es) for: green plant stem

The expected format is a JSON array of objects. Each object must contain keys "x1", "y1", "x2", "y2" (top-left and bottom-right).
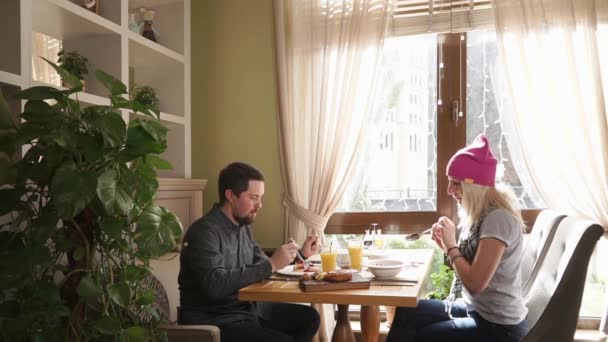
[
  {"x1": 69, "y1": 219, "x2": 91, "y2": 268},
  {"x1": 58, "y1": 269, "x2": 90, "y2": 289}
]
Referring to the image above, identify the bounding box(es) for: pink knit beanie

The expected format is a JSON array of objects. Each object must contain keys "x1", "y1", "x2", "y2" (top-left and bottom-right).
[{"x1": 446, "y1": 134, "x2": 497, "y2": 187}]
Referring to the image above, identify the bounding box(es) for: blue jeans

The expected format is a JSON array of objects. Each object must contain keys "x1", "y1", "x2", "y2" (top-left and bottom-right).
[{"x1": 386, "y1": 299, "x2": 529, "y2": 342}]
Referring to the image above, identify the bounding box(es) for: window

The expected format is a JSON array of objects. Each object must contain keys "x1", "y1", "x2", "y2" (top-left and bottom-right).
[
  {"x1": 329, "y1": 30, "x2": 543, "y2": 235},
  {"x1": 329, "y1": 18, "x2": 608, "y2": 324}
]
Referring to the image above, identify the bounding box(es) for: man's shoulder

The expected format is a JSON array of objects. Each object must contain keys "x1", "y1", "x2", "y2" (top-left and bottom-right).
[{"x1": 184, "y1": 211, "x2": 225, "y2": 240}]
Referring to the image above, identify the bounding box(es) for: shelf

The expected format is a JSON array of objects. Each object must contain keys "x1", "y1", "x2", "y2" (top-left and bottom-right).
[
  {"x1": 31, "y1": 80, "x2": 110, "y2": 106},
  {"x1": 0, "y1": 1, "x2": 20, "y2": 76},
  {"x1": 0, "y1": 71, "x2": 23, "y2": 88},
  {"x1": 32, "y1": 0, "x2": 122, "y2": 40},
  {"x1": 130, "y1": 0, "x2": 184, "y2": 8},
  {"x1": 130, "y1": 110, "x2": 186, "y2": 126},
  {"x1": 128, "y1": 32, "x2": 184, "y2": 66}
]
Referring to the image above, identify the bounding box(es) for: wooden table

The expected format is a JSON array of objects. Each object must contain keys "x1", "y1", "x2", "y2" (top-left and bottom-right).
[{"x1": 239, "y1": 249, "x2": 434, "y2": 342}]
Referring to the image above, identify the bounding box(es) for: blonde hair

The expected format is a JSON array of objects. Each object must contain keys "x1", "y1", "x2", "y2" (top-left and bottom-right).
[{"x1": 458, "y1": 182, "x2": 524, "y2": 231}]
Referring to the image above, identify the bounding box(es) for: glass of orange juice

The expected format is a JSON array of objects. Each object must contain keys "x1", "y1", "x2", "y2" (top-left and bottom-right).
[
  {"x1": 347, "y1": 240, "x2": 364, "y2": 271},
  {"x1": 320, "y1": 246, "x2": 337, "y2": 272}
]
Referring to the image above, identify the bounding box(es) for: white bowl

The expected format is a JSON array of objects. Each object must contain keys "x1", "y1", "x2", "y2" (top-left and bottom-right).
[
  {"x1": 364, "y1": 259, "x2": 405, "y2": 279},
  {"x1": 366, "y1": 250, "x2": 393, "y2": 260}
]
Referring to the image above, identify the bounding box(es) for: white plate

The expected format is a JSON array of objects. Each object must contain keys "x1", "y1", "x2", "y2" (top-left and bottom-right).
[{"x1": 276, "y1": 265, "x2": 312, "y2": 276}]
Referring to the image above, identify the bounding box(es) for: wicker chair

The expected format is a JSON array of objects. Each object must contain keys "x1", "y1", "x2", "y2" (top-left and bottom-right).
[
  {"x1": 144, "y1": 274, "x2": 221, "y2": 342},
  {"x1": 522, "y1": 215, "x2": 604, "y2": 342}
]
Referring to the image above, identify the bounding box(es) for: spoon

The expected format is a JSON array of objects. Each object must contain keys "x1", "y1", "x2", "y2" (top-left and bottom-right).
[{"x1": 405, "y1": 228, "x2": 433, "y2": 241}]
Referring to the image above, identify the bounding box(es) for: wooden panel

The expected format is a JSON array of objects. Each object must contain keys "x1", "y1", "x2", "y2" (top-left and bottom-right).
[{"x1": 150, "y1": 178, "x2": 207, "y2": 323}]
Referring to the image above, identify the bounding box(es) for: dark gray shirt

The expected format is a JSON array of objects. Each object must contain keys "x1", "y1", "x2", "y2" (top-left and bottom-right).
[{"x1": 178, "y1": 204, "x2": 272, "y2": 325}]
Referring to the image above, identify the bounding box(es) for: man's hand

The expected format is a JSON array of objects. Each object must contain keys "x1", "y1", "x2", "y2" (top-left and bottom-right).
[
  {"x1": 301, "y1": 235, "x2": 319, "y2": 259},
  {"x1": 269, "y1": 242, "x2": 298, "y2": 272}
]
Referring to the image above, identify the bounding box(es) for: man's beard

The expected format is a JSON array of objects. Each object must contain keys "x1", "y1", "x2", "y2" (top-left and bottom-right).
[{"x1": 234, "y1": 214, "x2": 254, "y2": 226}]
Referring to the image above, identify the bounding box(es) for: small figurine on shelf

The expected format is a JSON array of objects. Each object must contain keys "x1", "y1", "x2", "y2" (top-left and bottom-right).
[
  {"x1": 128, "y1": 12, "x2": 140, "y2": 34},
  {"x1": 83, "y1": 0, "x2": 99, "y2": 14},
  {"x1": 139, "y1": 7, "x2": 159, "y2": 43}
]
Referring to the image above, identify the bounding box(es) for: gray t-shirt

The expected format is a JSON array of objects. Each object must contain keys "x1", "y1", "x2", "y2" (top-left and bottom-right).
[{"x1": 463, "y1": 208, "x2": 528, "y2": 325}]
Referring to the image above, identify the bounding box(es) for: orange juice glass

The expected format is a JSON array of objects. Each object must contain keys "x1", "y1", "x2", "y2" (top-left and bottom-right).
[
  {"x1": 320, "y1": 251, "x2": 337, "y2": 272},
  {"x1": 347, "y1": 241, "x2": 364, "y2": 270}
]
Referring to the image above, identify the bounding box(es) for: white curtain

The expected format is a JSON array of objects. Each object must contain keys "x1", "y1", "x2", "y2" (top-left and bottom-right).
[
  {"x1": 31, "y1": 32, "x2": 62, "y2": 86},
  {"x1": 273, "y1": 0, "x2": 391, "y2": 340},
  {"x1": 493, "y1": 0, "x2": 608, "y2": 229}
]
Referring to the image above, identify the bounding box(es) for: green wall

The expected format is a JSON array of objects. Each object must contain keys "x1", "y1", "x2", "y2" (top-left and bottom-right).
[{"x1": 191, "y1": 0, "x2": 284, "y2": 248}]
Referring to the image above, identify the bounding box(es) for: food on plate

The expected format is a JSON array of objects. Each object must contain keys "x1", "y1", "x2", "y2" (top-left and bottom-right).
[
  {"x1": 293, "y1": 261, "x2": 321, "y2": 273},
  {"x1": 324, "y1": 270, "x2": 352, "y2": 282},
  {"x1": 314, "y1": 272, "x2": 327, "y2": 281},
  {"x1": 301, "y1": 273, "x2": 312, "y2": 281}
]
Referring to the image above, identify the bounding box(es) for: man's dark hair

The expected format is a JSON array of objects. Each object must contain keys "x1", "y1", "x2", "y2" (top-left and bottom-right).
[{"x1": 218, "y1": 162, "x2": 265, "y2": 204}]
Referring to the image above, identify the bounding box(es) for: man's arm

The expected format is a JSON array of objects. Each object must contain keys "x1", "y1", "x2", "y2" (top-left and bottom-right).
[{"x1": 182, "y1": 227, "x2": 272, "y2": 301}]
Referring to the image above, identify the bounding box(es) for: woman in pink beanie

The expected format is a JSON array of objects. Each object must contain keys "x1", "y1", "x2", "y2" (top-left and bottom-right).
[{"x1": 387, "y1": 134, "x2": 529, "y2": 342}]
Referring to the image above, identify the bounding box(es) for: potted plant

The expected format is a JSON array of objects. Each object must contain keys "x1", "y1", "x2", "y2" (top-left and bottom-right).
[
  {"x1": 57, "y1": 50, "x2": 89, "y2": 90},
  {"x1": 0, "y1": 60, "x2": 180, "y2": 341},
  {"x1": 132, "y1": 85, "x2": 160, "y2": 109}
]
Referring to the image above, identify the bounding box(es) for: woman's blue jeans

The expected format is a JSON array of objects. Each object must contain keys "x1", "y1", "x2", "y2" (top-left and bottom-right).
[{"x1": 386, "y1": 299, "x2": 529, "y2": 342}]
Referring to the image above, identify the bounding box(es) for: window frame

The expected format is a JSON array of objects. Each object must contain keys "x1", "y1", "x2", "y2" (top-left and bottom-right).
[{"x1": 326, "y1": 33, "x2": 541, "y2": 234}]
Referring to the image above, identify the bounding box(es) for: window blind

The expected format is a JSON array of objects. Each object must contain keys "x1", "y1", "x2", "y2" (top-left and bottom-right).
[{"x1": 390, "y1": 0, "x2": 493, "y2": 36}]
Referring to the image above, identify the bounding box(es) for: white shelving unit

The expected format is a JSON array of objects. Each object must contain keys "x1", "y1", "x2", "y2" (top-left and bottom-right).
[{"x1": 0, "y1": 0, "x2": 191, "y2": 179}]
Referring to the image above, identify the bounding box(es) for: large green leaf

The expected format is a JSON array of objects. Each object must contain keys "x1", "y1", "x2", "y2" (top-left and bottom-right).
[
  {"x1": 21, "y1": 100, "x2": 59, "y2": 123},
  {"x1": 97, "y1": 170, "x2": 133, "y2": 214},
  {"x1": 121, "y1": 326, "x2": 148, "y2": 342},
  {"x1": 144, "y1": 155, "x2": 172, "y2": 170},
  {"x1": 107, "y1": 282, "x2": 130, "y2": 308},
  {"x1": 31, "y1": 210, "x2": 59, "y2": 244},
  {"x1": 42, "y1": 57, "x2": 82, "y2": 93},
  {"x1": 50, "y1": 161, "x2": 97, "y2": 218},
  {"x1": 95, "y1": 316, "x2": 122, "y2": 335},
  {"x1": 95, "y1": 111, "x2": 126, "y2": 148},
  {"x1": 123, "y1": 265, "x2": 149, "y2": 283},
  {"x1": 134, "y1": 205, "x2": 183, "y2": 257},
  {"x1": 96, "y1": 70, "x2": 127, "y2": 96},
  {"x1": 123, "y1": 121, "x2": 166, "y2": 158},
  {"x1": 129, "y1": 160, "x2": 158, "y2": 207},
  {"x1": 135, "y1": 289, "x2": 154, "y2": 306},
  {"x1": 13, "y1": 86, "x2": 65, "y2": 101},
  {"x1": 76, "y1": 275, "x2": 103, "y2": 302},
  {"x1": 139, "y1": 119, "x2": 168, "y2": 144},
  {"x1": 100, "y1": 216, "x2": 123, "y2": 239},
  {"x1": 50, "y1": 124, "x2": 79, "y2": 150}
]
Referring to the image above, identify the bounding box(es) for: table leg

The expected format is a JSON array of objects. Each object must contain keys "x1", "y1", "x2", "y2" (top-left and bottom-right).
[
  {"x1": 360, "y1": 305, "x2": 380, "y2": 342},
  {"x1": 332, "y1": 304, "x2": 355, "y2": 342}
]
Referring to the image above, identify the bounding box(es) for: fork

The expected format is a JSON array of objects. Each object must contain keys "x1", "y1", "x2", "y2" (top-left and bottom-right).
[{"x1": 288, "y1": 237, "x2": 310, "y2": 269}]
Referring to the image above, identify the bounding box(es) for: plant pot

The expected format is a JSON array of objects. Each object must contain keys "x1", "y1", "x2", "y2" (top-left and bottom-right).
[{"x1": 385, "y1": 305, "x2": 396, "y2": 327}]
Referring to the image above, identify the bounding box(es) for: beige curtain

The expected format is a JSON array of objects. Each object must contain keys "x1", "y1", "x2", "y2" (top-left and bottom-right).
[
  {"x1": 31, "y1": 32, "x2": 62, "y2": 86},
  {"x1": 273, "y1": 0, "x2": 391, "y2": 340},
  {"x1": 493, "y1": 1, "x2": 608, "y2": 337},
  {"x1": 493, "y1": 0, "x2": 608, "y2": 229}
]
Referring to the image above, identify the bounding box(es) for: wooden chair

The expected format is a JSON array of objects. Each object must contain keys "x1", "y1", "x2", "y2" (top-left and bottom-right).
[
  {"x1": 522, "y1": 216, "x2": 604, "y2": 342},
  {"x1": 143, "y1": 274, "x2": 221, "y2": 342}
]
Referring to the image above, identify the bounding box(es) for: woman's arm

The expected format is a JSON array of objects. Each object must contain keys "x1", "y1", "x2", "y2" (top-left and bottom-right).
[{"x1": 447, "y1": 238, "x2": 506, "y2": 295}]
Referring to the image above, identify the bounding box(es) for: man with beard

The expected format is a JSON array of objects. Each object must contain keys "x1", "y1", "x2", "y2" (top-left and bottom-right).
[{"x1": 178, "y1": 162, "x2": 320, "y2": 342}]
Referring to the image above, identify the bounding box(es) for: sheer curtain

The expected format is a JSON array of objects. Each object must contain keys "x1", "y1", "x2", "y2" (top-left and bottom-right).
[
  {"x1": 493, "y1": 0, "x2": 608, "y2": 228},
  {"x1": 273, "y1": 0, "x2": 391, "y2": 340},
  {"x1": 493, "y1": 0, "x2": 608, "y2": 336},
  {"x1": 31, "y1": 32, "x2": 62, "y2": 86}
]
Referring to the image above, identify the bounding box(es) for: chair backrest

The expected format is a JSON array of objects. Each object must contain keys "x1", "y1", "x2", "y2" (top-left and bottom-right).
[
  {"x1": 523, "y1": 216, "x2": 604, "y2": 342},
  {"x1": 141, "y1": 273, "x2": 171, "y2": 323},
  {"x1": 520, "y1": 210, "x2": 566, "y2": 297}
]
